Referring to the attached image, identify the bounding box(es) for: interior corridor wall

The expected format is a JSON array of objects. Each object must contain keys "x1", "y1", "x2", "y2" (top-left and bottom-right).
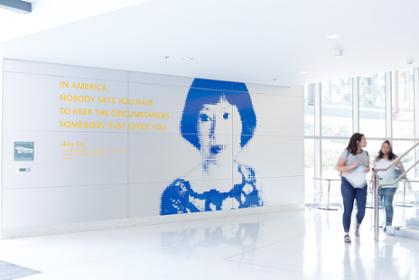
[
  {"x1": 0, "y1": 58, "x2": 3, "y2": 232},
  {"x1": 1, "y1": 59, "x2": 304, "y2": 237}
]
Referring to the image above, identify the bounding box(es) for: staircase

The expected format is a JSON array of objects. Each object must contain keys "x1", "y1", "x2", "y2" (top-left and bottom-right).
[{"x1": 396, "y1": 207, "x2": 419, "y2": 240}]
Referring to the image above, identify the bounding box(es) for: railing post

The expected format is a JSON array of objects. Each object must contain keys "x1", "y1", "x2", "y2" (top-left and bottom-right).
[
  {"x1": 326, "y1": 179, "x2": 331, "y2": 210},
  {"x1": 373, "y1": 172, "x2": 380, "y2": 242}
]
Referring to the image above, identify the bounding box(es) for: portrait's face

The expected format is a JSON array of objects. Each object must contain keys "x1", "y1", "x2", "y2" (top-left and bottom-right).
[{"x1": 197, "y1": 97, "x2": 241, "y2": 161}]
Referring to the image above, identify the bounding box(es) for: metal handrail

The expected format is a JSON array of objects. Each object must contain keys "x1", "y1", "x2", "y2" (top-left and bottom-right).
[
  {"x1": 313, "y1": 177, "x2": 419, "y2": 184},
  {"x1": 313, "y1": 177, "x2": 419, "y2": 187},
  {"x1": 312, "y1": 178, "x2": 339, "y2": 210},
  {"x1": 379, "y1": 160, "x2": 419, "y2": 187},
  {"x1": 312, "y1": 177, "x2": 419, "y2": 212}
]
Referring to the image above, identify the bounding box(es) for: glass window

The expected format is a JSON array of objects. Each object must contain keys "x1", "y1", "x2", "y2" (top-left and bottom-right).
[
  {"x1": 392, "y1": 140, "x2": 415, "y2": 170},
  {"x1": 321, "y1": 79, "x2": 352, "y2": 137},
  {"x1": 305, "y1": 67, "x2": 419, "y2": 205},
  {"x1": 321, "y1": 139, "x2": 348, "y2": 206},
  {"x1": 321, "y1": 139, "x2": 348, "y2": 178},
  {"x1": 365, "y1": 139, "x2": 386, "y2": 165},
  {"x1": 305, "y1": 139, "x2": 315, "y2": 202},
  {"x1": 304, "y1": 84, "x2": 316, "y2": 136},
  {"x1": 359, "y1": 73, "x2": 386, "y2": 137},
  {"x1": 392, "y1": 69, "x2": 415, "y2": 139}
]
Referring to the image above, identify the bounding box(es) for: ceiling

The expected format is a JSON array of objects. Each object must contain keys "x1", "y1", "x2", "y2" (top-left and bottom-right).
[
  {"x1": 1, "y1": 0, "x2": 419, "y2": 86},
  {"x1": 0, "y1": 0, "x2": 150, "y2": 42}
]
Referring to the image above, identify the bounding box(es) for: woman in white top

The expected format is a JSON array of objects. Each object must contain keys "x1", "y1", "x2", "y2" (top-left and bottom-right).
[{"x1": 372, "y1": 140, "x2": 405, "y2": 231}]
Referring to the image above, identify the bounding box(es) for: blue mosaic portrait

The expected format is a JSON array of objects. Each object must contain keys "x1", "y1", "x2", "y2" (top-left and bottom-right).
[{"x1": 161, "y1": 78, "x2": 263, "y2": 215}]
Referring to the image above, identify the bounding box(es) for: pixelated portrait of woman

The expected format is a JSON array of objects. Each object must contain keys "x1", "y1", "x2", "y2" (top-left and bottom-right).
[{"x1": 160, "y1": 78, "x2": 263, "y2": 215}]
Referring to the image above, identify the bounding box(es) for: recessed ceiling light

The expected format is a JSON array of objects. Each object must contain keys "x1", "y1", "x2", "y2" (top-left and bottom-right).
[{"x1": 326, "y1": 34, "x2": 340, "y2": 40}]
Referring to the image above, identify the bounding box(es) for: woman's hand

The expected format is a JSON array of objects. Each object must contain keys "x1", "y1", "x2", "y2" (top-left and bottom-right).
[
  {"x1": 336, "y1": 158, "x2": 360, "y2": 173},
  {"x1": 350, "y1": 161, "x2": 360, "y2": 170}
]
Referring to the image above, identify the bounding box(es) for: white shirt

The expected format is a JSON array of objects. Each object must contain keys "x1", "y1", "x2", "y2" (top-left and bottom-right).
[
  {"x1": 375, "y1": 158, "x2": 397, "y2": 188},
  {"x1": 340, "y1": 149, "x2": 369, "y2": 188}
]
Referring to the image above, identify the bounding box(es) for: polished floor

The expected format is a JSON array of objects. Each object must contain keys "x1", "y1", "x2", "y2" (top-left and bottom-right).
[{"x1": 0, "y1": 207, "x2": 418, "y2": 280}]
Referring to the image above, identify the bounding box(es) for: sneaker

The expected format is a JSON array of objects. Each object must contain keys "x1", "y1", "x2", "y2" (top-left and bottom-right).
[
  {"x1": 386, "y1": 226, "x2": 395, "y2": 236},
  {"x1": 355, "y1": 224, "x2": 360, "y2": 237},
  {"x1": 344, "y1": 234, "x2": 351, "y2": 243}
]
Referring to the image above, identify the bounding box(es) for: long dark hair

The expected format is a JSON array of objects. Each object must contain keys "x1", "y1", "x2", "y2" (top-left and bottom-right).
[
  {"x1": 180, "y1": 78, "x2": 257, "y2": 150},
  {"x1": 376, "y1": 140, "x2": 397, "y2": 161},
  {"x1": 346, "y1": 133, "x2": 365, "y2": 155}
]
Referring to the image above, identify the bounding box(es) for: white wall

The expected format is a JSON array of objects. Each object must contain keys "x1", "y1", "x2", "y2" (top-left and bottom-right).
[
  {"x1": 1, "y1": 59, "x2": 304, "y2": 238},
  {"x1": 0, "y1": 58, "x2": 3, "y2": 233}
]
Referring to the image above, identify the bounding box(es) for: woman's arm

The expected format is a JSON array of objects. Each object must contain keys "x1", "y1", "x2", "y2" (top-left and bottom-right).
[
  {"x1": 397, "y1": 161, "x2": 413, "y2": 190},
  {"x1": 398, "y1": 161, "x2": 409, "y2": 180},
  {"x1": 398, "y1": 161, "x2": 406, "y2": 174},
  {"x1": 336, "y1": 157, "x2": 359, "y2": 173},
  {"x1": 365, "y1": 151, "x2": 371, "y2": 173}
]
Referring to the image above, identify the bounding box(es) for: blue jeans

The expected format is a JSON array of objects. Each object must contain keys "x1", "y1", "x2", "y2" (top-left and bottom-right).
[
  {"x1": 341, "y1": 177, "x2": 367, "y2": 232},
  {"x1": 379, "y1": 188, "x2": 396, "y2": 226}
]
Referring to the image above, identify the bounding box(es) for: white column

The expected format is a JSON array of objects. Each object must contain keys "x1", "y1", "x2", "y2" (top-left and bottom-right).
[
  {"x1": 352, "y1": 77, "x2": 360, "y2": 133},
  {"x1": 413, "y1": 68, "x2": 419, "y2": 178},
  {"x1": 0, "y1": 56, "x2": 3, "y2": 239},
  {"x1": 414, "y1": 68, "x2": 419, "y2": 141},
  {"x1": 385, "y1": 72, "x2": 393, "y2": 139},
  {"x1": 314, "y1": 83, "x2": 322, "y2": 198}
]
